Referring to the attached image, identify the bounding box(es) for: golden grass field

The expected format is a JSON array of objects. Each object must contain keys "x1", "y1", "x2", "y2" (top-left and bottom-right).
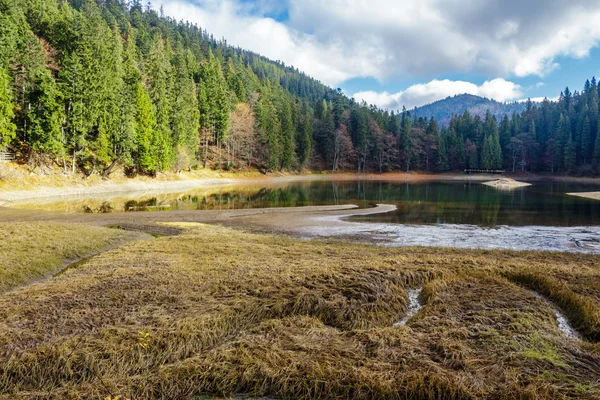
[
  {"x1": 0, "y1": 222, "x2": 599, "y2": 399},
  {"x1": 0, "y1": 222, "x2": 138, "y2": 292}
]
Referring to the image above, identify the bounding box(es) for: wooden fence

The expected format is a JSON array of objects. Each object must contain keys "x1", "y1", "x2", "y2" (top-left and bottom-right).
[
  {"x1": 0, "y1": 152, "x2": 15, "y2": 162},
  {"x1": 464, "y1": 169, "x2": 505, "y2": 174}
]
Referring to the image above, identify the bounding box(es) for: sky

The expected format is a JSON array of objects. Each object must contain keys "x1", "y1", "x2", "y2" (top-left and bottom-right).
[{"x1": 154, "y1": 0, "x2": 600, "y2": 111}]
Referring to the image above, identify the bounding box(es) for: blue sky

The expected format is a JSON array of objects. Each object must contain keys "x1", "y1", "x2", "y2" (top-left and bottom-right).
[{"x1": 156, "y1": 0, "x2": 600, "y2": 110}]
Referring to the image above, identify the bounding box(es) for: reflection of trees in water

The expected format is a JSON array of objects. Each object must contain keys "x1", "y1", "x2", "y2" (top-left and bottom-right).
[{"x1": 92, "y1": 181, "x2": 600, "y2": 226}]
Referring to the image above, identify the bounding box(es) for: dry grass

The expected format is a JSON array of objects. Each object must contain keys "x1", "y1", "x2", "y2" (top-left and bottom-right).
[
  {"x1": 0, "y1": 222, "x2": 137, "y2": 292},
  {"x1": 504, "y1": 272, "x2": 600, "y2": 341},
  {"x1": 0, "y1": 224, "x2": 599, "y2": 399}
]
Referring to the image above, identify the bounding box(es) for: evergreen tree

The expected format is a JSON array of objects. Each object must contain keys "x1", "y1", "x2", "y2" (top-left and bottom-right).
[
  {"x1": 593, "y1": 124, "x2": 600, "y2": 169},
  {"x1": 256, "y1": 84, "x2": 280, "y2": 171},
  {"x1": 26, "y1": 70, "x2": 63, "y2": 157},
  {"x1": 278, "y1": 94, "x2": 294, "y2": 169},
  {"x1": 399, "y1": 107, "x2": 412, "y2": 172},
  {"x1": 0, "y1": 66, "x2": 15, "y2": 148},
  {"x1": 134, "y1": 83, "x2": 157, "y2": 174},
  {"x1": 296, "y1": 105, "x2": 313, "y2": 169},
  {"x1": 171, "y1": 42, "x2": 199, "y2": 159},
  {"x1": 146, "y1": 34, "x2": 173, "y2": 170},
  {"x1": 436, "y1": 127, "x2": 448, "y2": 172},
  {"x1": 481, "y1": 111, "x2": 502, "y2": 169},
  {"x1": 564, "y1": 134, "x2": 577, "y2": 172},
  {"x1": 117, "y1": 25, "x2": 141, "y2": 169},
  {"x1": 581, "y1": 116, "x2": 592, "y2": 165}
]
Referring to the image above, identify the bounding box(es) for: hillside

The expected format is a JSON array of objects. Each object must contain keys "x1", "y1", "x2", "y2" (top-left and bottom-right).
[
  {"x1": 0, "y1": 0, "x2": 599, "y2": 177},
  {"x1": 415, "y1": 94, "x2": 527, "y2": 126}
]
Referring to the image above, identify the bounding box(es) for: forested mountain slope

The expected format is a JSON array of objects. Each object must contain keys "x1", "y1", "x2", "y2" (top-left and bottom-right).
[
  {"x1": 415, "y1": 94, "x2": 527, "y2": 126},
  {"x1": 0, "y1": 0, "x2": 600, "y2": 176}
]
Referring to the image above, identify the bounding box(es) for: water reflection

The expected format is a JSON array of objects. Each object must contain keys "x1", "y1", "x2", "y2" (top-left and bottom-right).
[{"x1": 13, "y1": 180, "x2": 600, "y2": 227}]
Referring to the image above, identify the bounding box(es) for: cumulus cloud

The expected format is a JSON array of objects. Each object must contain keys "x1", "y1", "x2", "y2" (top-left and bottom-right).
[
  {"x1": 156, "y1": 0, "x2": 380, "y2": 86},
  {"x1": 353, "y1": 79, "x2": 523, "y2": 110},
  {"x1": 156, "y1": 0, "x2": 600, "y2": 87}
]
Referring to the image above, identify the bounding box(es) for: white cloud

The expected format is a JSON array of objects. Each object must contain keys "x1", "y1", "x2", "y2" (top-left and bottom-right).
[
  {"x1": 517, "y1": 96, "x2": 560, "y2": 103},
  {"x1": 353, "y1": 79, "x2": 523, "y2": 110},
  {"x1": 156, "y1": 0, "x2": 380, "y2": 86},
  {"x1": 155, "y1": 0, "x2": 600, "y2": 88}
]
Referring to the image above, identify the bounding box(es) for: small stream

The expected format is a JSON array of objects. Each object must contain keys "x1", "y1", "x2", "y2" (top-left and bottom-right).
[
  {"x1": 532, "y1": 292, "x2": 581, "y2": 340},
  {"x1": 394, "y1": 288, "x2": 422, "y2": 327}
]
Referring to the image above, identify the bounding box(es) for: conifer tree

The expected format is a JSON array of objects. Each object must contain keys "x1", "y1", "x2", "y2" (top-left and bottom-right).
[
  {"x1": 171, "y1": 42, "x2": 199, "y2": 159},
  {"x1": 0, "y1": 66, "x2": 15, "y2": 148},
  {"x1": 296, "y1": 104, "x2": 313, "y2": 169},
  {"x1": 134, "y1": 83, "x2": 157, "y2": 174},
  {"x1": 581, "y1": 116, "x2": 592, "y2": 165},
  {"x1": 26, "y1": 70, "x2": 63, "y2": 157},
  {"x1": 399, "y1": 107, "x2": 412, "y2": 172},
  {"x1": 117, "y1": 25, "x2": 141, "y2": 169},
  {"x1": 278, "y1": 94, "x2": 294, "y2": 169},
  {"x1": 564, "y1": 134, "x2": 577, "y2": 172},
  {"x1": 593, "y1": 124, "x2": 600, "y2": 169},
  {"x1": 146, "y1": 34, "x2": 174, "y2": 170},
  {"x1": 436, "y1": 127, "x2": 448, "y2": 172}
]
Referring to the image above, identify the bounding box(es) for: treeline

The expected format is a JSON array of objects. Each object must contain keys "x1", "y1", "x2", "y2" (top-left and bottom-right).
[{"x1": 1, "y1": 0, "x2": 600, "y2": 176}]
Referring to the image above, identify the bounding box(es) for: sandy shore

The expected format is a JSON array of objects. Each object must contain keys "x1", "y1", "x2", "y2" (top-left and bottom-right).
[
  {"x1": 482, "y1": 178, "x2": 532, "y2": 189},
  {"x1": 567, "y1": 192, "x2": 600, "y2": 201}
]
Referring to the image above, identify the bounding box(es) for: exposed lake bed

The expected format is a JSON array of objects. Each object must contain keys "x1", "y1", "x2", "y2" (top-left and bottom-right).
[{"x1": 4, "y1": 177, "x2": 600, "y2": 253}]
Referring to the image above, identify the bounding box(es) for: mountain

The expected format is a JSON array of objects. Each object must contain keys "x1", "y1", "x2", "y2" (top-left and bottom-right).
[{"x1": 415, "y1": 94, "x2": 527, "y2": 125}]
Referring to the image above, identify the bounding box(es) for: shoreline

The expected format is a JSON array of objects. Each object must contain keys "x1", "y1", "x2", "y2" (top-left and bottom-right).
[
  {"x1": 3, "y1": 170, "x2": 600, "y2": 205},
  {"x1": 1, "y1": 201, "x2": 597, "y2": 254},
  {"x1": 567, "y1": 191, "x2": 600, "y2": 201}
]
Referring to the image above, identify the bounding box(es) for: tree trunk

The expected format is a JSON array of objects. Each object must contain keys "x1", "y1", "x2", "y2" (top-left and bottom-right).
[{"x1": 103, "y1": 158, "x2": 120, "y2": 177}]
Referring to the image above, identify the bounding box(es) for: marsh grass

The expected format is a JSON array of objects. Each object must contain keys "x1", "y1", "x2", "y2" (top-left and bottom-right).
[
  {"x1": 0, "y1": 224, "x2": 599, "y2": 399},
  {"x1": 505, "y1": 271, "x2": 600, "y2": 341},
  {"x1": 0, "y1": 222, "x2": 136, "y2": 292}
]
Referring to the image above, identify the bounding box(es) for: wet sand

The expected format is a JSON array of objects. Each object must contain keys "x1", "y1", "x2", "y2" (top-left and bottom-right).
[
  {"x1": 1, "y1": 201, "x2": 599, "y2": 253},
  {"x1": 568, "y1": 191, "x2": 600, "y2": 201},
  {"x1": 483, "y1": 178, "x2": 531, "y2": 189}
]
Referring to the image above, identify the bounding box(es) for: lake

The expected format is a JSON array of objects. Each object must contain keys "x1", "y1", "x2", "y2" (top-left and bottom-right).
[{"x1": 18, "y1": 179, "x2": 600, "y2": 228}]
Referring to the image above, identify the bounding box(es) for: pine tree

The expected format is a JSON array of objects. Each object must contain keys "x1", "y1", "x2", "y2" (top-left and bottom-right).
[
  {"x1": 278, "y1": 94, "x2": 294, "y2": 170},
  {"x1": 60, "y1": 51, "x2": 89, "y2": 172},
  {"x1": 256, "y1": 84, "x2": 280, "y2": 171},
  {"x1": 0, "y1": 66, "x2": 15, "y2": 148},
  {"x1": 171, "y1": 42, "x2": 199, "y2": 160},
  {"x1": 26, "y1": 70, "x2": 63, "y2": 157},
  {"x1": 481, "y1": 111, "x2": 502, "y2": 169},
  {"x1": 581, "y1": 116, "x2": 592, "y2": 165},
  {"x1": 201, "y1": 48, "x2": 230, "y2": 147},
  {"x1": 399, "y1": 107, "x2": 412, "y2": 172},
  {"x1": 96, "y1": 26, "x2": 126, "y2": 171},
  {"x1": 296, "y1": 105, "x2": 313, "y2": 169},
  {"x1": 134, "y1": 83, "x2": 157, "y2": 174},
  {"x1": 117, "y1": 25, "x2": 141, "y2": 169},
  {"x1": 436, "y1": 127, "x2": 448, "y2": 172},
  {"x1": 146, "y1": 34, "x2": 173, "y2": 170},
  {"x1": 593, "y1": 124, "x2": 600, "y2": 169},
  {"x1": 564, "y1": 134, "x2": 577, "y2": 172}
]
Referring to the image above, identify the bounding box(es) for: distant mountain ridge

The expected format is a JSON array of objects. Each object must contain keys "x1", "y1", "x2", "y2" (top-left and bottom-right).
[{"x1": 415, "y1": 94, "x2": 528, "y2": 125}]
